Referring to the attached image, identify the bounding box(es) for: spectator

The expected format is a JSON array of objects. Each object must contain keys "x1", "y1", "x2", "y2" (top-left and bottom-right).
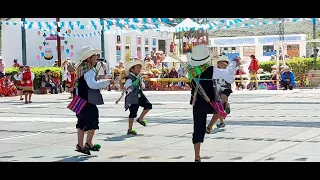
[
  {"x1": 281, "y1": 66, "x2": 295, "y2": 90},
  {"x1": 235, "y1": 65, "x2": 246, "y2": 90},
  {"x1": 52, "y1": 60, "x2": 58, "y2": 67},
  {"x1": 0, "y1": 56, "x2": 6, "y2": 76},
  {"x1": 41, "y1": 69, "x2": 58, "y2": 94},
  {"x1": 248, "y1": 55, "x2": 259, "y2": 90},
  {"x1": 13, "y1": 59, "x2": 20, "y2": 68}
]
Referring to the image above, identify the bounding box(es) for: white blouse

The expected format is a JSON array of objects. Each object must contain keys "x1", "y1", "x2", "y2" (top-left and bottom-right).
[
  {"x1": 84, "y1": 69, "x2": 110, "y2": 90},
  {"x1": 213, "y1": 61, "x2": 237, "y2": 91}
]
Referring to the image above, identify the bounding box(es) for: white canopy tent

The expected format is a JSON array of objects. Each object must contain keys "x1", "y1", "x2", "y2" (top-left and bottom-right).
[{"x1": 175, "y1": 18, "x2": 202, "y2": 32}]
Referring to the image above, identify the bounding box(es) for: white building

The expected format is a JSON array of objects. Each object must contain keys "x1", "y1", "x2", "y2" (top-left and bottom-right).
[
  {"x1": 209, "y1": 34, "x2": 307, "y2": 62},
  {"x1": 1, "y1": 18, "x2": 172, "y2": 68},
  {"x1": 175, "y1": 34, "x2": 307, "y2": 62}
]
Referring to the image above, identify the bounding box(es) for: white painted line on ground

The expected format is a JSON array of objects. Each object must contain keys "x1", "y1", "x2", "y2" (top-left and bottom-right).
[
  {"x1": 0, "y1": 110, "x2": 184, "y2": 141},
  {"x1": 0, "y1": 127, "x2": 73, "y2": 141}
]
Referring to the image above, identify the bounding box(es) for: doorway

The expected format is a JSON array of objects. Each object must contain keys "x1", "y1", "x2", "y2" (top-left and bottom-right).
[{"x1": 158, "y1": 40, "x2": 166, "y2": 53}]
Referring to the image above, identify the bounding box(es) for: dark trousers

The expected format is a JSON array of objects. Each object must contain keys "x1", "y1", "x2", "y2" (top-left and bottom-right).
[
  {"x1": 281, "y1": 81, "x2": 293, "y2": 90},
  {"x1": 45, "y1": 82, "x2": 58, "y2": 94},
  {"x1": 192, "y1": 103, "x2": 216, "y2": 144}
]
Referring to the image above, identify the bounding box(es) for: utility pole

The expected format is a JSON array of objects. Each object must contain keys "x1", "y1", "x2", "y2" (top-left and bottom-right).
[
  {"x1": 276, "y1": 18, "x2": 285, "y2": 89},
  {"x1": 100, "y1": 18, "x2": 105, "y2": 59},
  {"x1": 21, "y1": 18, "x2": 27, "y2": 65},
  {"x1": 312, "y1": 18, "x2": 317, "y2": 70},
  {"x1": 56, "y1": 18, "x2": 62, "y2": 67}
]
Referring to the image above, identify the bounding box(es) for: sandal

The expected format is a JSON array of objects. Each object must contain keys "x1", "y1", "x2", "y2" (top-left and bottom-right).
[
  {"x1": 127, "y1": 129, "x2": 137, "y2": 135},
  {"x1": 195, "y1": 159, "x2": 201, "y2": 162},
  {"x1": 20, "y1": 98, "x2": 24, "y2": 100},
  {"x1": 136, "y1": 118, "x2": 147, "y2": 127},
  {"x1": 217, "y1": 122, "x2": 226, "y2": 128},
  {"x1": 205, "y1": 127, "x2": 212, "y2": 134},
  {"x1": 75, "y1": 144, "x2": 91, "y2": 155},
  {"x1": 29, "y1": 101, "x2": 32, "y2": 104},
  {"x1": 24, "y1": 101, "x2": 28, "y2": 104},
  {"x1": 85, "y1": 143, "x2": 101, "y2": 151}
]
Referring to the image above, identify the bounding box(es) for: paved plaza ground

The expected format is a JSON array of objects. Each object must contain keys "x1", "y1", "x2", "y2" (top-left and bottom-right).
[{"x1": 0, "y1": 89, "x2": 319, "y2": 162}]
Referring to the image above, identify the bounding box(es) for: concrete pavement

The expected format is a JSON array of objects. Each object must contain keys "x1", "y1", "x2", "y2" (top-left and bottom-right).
[{"x1": 0, "y1": 89, "x2": 319, "y2": 162}]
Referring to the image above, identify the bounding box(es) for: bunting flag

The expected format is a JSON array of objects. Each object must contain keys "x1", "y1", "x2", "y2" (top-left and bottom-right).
[{"x1": 0, "y1": 18, "x2": 315, "y2": 38}]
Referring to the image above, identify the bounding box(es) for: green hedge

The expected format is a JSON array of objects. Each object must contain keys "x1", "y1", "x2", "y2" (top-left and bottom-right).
[
  {"x1": 259, "y1": 58, "x2": 320, "y2": 81},
  {"x1": 5, "y1": 67, "x2": 62, "y2": 89}
]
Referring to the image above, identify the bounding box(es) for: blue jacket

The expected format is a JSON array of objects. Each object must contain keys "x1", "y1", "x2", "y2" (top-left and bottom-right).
[{"x1": 281, "y1": 71, "x2": 296, "y2": 86}]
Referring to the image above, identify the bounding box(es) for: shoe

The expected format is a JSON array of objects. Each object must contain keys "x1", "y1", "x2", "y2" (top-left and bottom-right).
[{"x1": 127, "y1": 129, "x2": 137, "y2": 135}]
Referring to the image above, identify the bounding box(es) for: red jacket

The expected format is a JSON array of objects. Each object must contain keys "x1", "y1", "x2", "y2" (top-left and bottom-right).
[{"x1": 248, "y1": 58, "x2": 259, "y2": 73}]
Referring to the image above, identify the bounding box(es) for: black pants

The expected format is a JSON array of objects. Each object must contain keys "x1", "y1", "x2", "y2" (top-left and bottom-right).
[
  {"x1": 128, "y1": 93, "x2": 152, "y2": 118},
  {"x1": 45, "y1": 82, "x2": 58, "y2": 94},
  {"x1": 281, "y1": 81, "x2": 293, "y2": 90},
  {"x1": 192, "y1": 102, "x2": 216, "y2": 144}
]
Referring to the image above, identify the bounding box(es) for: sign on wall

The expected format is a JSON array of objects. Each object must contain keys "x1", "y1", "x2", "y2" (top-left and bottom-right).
[
  {"x1": 125, "y1": 35, "x2": 131, "y2": 62},
  {"x1": 137, "y1": 35, "x2": 142, "y2": 59},
  {"x1": 116, "y1": 34, "x2": 121, "y2": 62},
  {"x1": 37, "y1": 30, "x2": 74, "y2": 63}
]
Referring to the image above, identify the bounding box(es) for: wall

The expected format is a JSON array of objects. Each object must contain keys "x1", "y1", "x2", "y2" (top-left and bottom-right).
[
  {"x1": 1, "y1": 18, "x2": 24, "y2": 67},
  {"x1": 1, "y1": 18, "x2": 172, "y2": 68}
]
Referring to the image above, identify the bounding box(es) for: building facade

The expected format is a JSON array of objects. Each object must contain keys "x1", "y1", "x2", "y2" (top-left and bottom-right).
[
  {"x1": 1, "y1": 18, "x2": 172, "y2": 68},
  {"x1": 209, "y1": 34, "x2": 307, "y2": 61}
]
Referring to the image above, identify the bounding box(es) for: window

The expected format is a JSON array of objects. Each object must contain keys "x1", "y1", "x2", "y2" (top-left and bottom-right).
[
  {"x1": 220, "y1": 47, "x2": 239, "y2": 54},
  {"x1": 263, "y1": 45, "x2": 274, "y2": 52},
  {"x1": 243, "y1": 46, "x2": 255, "y2": 56}
]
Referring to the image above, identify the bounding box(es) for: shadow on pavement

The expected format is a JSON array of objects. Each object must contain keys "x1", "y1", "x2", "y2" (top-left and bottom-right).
[
  {"x1": 56, "y1": 155, "x2": 98, "y2": 162},
  {"x1": 103, "y1": 134, "x2": 136, "y2": 141}
]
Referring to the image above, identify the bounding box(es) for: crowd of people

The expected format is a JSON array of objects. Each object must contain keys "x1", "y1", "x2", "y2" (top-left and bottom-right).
[
  {"x1": 111, "y1": 50, "x2": 188, "y2": 91},
  {"x1": 0, "y1": 48, "x2": 297, "y2": 100}
]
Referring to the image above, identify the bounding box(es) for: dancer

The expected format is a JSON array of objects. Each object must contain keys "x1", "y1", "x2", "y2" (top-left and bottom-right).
[
  {"x1": 187, "y1": 45, "x2": 239, "y2": 162},
  {"x1": 206, "y1": 56, "x2": 238, "y2": 131},
  {"x1": 73, "y1": 45, "x2": 112, "y2": 155},
  {"x1": 14, "y1": 66, "x2": 25, "y2": 100},
  {"x1": 19, "y1": 66, "x2": 35, "y2": 104},
  {"x1": 124, "y1": 59, "x2": 152, "y2": 135}
]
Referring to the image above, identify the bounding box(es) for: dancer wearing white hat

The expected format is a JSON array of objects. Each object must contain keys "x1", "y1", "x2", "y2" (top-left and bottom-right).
[
  {"x1": 123, "y1": 59, "x2": 152, "y2": 135},
  {"x1": 186, "y1": 45, "x2": 240, "y2": 162},
  {"x1": 73, "y1": 46, "x2": 113, "y2": 155}
]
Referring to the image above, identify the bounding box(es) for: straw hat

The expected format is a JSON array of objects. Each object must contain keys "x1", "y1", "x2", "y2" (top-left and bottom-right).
[
  {"x1": 124, "y1": 59, "x2": 145, "y2": 76},
  {"x1": 75, "y1": 46, "x2": 101, "y2": 68},
  {"x1": 187, "y1": 44, "x2": 213, "y2": 66}
]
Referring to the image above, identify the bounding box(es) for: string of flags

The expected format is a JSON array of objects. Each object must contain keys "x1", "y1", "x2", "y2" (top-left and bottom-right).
[{"x1": 0, "y1": 18, "x2": 315, "y2": 38}]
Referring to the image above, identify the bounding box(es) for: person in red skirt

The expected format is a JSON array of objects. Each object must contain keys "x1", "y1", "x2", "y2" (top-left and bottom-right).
[
  {"x1": 14, "y1": 66, "x2": 25, "y2": 100},
  {"x1": 66, "y1": 64, "x2": 76, "y2": 99},
  {"x1": 19, "y1": 66, "x2": 35, "y2": 104}
]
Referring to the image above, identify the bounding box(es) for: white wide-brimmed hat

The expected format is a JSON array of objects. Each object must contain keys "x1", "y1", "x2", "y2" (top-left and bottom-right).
[
  {"x1": 75, "y1": 45, "x2": 101, "y2": 67},
  {"x1": 187, "y1": 44, "x2": 213, "y2": 66},
  {"x1": 216, "y1": 55, "x2": 230, "y2": 63},
  {"x1": 124, "y1": 59, "x2": 145, "y2": 76}
]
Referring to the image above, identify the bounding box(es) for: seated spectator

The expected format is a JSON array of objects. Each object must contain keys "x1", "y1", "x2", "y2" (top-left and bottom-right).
[
  {"x1": 41, "y1": 69, "x2": 58, "y2": 94},
  {"x1": 52, "y1": 71, "x2": 62, "y2": 93},
  {"x1": 280, "y1": 66, "x2": 295, "y2": 90}
]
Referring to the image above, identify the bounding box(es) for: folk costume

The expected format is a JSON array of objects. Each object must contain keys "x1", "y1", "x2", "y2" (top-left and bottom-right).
[
  {"x1": 73, "y1": 45, "x2": 111, "y2": 155},
  {"x1": 186, "y1": 45, "x2": 237, "y2": 162},
  {"x1": 124, "y1": 60, "x2": 152, "y2": 135},
  {"x1": 215, "y1": 55, "x2": 235, "y2": 114},
  {"x1": 14, "y1": 71, "x2": 24, "y2": 91},
  {"x1": 19, "y1": 67, "x2": 35, "y2": 93}
]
